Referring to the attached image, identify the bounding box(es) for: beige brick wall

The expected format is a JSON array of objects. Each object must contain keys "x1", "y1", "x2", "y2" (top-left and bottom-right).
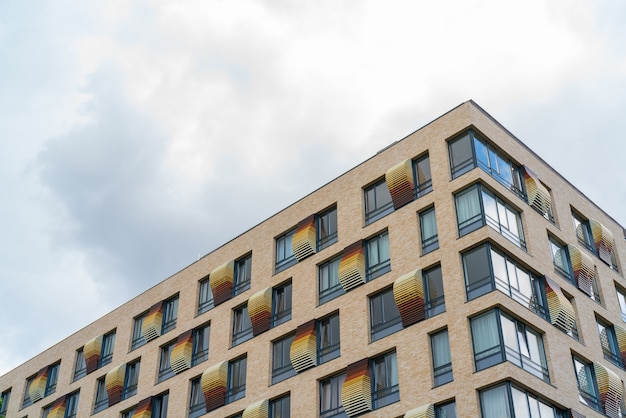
[{"x1": 2, "y1": 101, "x2": 625, "y2": 418}]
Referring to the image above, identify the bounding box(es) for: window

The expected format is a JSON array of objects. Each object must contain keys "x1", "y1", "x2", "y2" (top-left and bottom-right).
[
  {"x1": 573, "y1": 356, "x2": 602, "y2": 412},
  {"x1": 419, "y1": 207, "x2": 439, "y2": 253},
  {"x1": 320, "y1": 372, "x2": 347, "y2": 418},
  {"x1": 123, "y1": 360, "x2": 141, "y2": 400},
  {"x1": 272, "y1": 333, "x2": 296, "y2": 384},
  {"x1": 234, "y1": 255, "x2": 252, "y2": 295},
  {"x1": 272, "y1": 281, "x2": 292, "y2": 327},
  {"x1": 480, "y1": 382, "x2": 567, "y2": 418},
  {"x1": 431, "y1": 329, "x2": 453, "y2": 386},
  {"x1": 65, "y1": 391, "x2": 80, "y2": 418},
  {"x1": 189, "y1": 377, "x2": 205, "y2": 418},
  {"x1": 227, "y1": 356, "x2": 247, "y2": 404},
  {"x1": 449, "y1": 131, "x2": 524, "y2": 198},
  {"x1": 370, "y1": 288, "x2": 402, "y2": 341},
  {"x1": 371, "y1": 351, "x2": 400, "y2": 409},
  {"x1": 455, "y1": 184, "x2": 525, "y2": 248},
  {"x1": 435, "y1": 400, "x2": 457, "y2": 418},
  {"x1": 424, "y1": 265, "x2": 445, "y2": 317},
  {"x1": 617, "y1": 285, "x2": 626, "y2": 322},
  {"x1": 276, "y1": 229, "x2": 297, "y2": 273},
  {"x1": 270, "y1": 394, "x2": 290, "y2": 418},
  {"x1": 232, "y1": 304, "x2": 253, "y2": 346},
  {"x1": 317, "y1": 206, "x2": 338, "y2": 251},
  {"x1": 162, "y1": 296, "x2": 179, "y2": 334},
  {"x1": 573, "y1": 211, "x2": 595, "y2": 252},
  {"x1": 413, "y1": 154, "x2": 433, "y2": 198},
  {"x1": 462, "y1": 243, "x2": 547, "y2": 319},
  {"x1": 152, "y1": 392, "x2": 169, "y2": 418},
  {"x1": 364, "y1": 179, "x2": 393, "y2": 224},
  {"x1": 318, "y1": 313, "x2": 341, "y2": 364},
  {"x1": 366, "y1": 231, "x2": 391, "y2": 280},
  {"x1": 131, "y1": 312, "x2": 148, "y2": 350},
  {"x1": 24, "y1": 362, "x2": 60, "y2": 407},
  {"x1": 45, "y1": 362, "x2": 59, "y2": 397},
  {"x1": 471, "y1": 309, "x2": 549, "y2": 381},
  {"x1": 100, "y1": 330, "x2": 115, "y2": 367},
  {"x1": 192, "y1": 323, "x2": 210, "y2": 366},
  {"x1": 1, "y1": 389, "x2": 10, "y2": 416},
  {"x1": 319, "y1": 255, "x2": 344, "y2": 304},
  {"x1": 73, "y1": 348, "x2": 86, "y2": 381},
  {"x1": 94, "y1": 377, "x2": 108, "y2": 413},
  {"x1": 122, "y1": 408, "x2": 137, "y2": 418},
  {"x1": 597, "y1": 318, "x2": 624, "y2": 368},
  {"x1": 198, "y1": 276, "x2": 214, "y2": 315},
  {"x1": 158, "y1": 341, "x2": 176, "y2": 382},
  {"x1": 549, "y1": 237, "x2": 572, "y2": 280}
]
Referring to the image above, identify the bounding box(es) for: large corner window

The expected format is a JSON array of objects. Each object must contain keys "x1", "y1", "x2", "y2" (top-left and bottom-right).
[
  {"x1": 419, "y1": 207, "x2": 439, "y2": 254},
  {"x1": 431, "y1": 329, "x2": 453, "y2": 386},
  {"x1": 364, "y1": 179, "x2": 393, "y2": 225},
  {"x1": 232, "y1": 303, "x2": 253, "y2": 347},
  {"x1": 233, "y1": 255, "x2": 252, "y2": 296},
  {"x1": 449, "y1": 131, "x2": 524, "y2": 198},
  {"x1": 319, "y1": 255, "x2": 345, "y2": 304},
  {"x1": 480, "y1": 382, "x2": 567, "y2": 418},
  {"x1": 462, "y1": 243, "x2": 547, "y2": 319},
  {"x1": 319, "y1": 372, "x2": 347, "y2": 418},
  {"x1": 198, "y1": 276, "x2": 214, "y2": 315},
  {"x1": 366, "y1": 231, "x2": 391, "y2": 281},
  {"x1": 317, "y1": 206, "x2": 338, "y2": 251},
  {"x1": 471, "y1": 309, "x2": 549, "y2": 382},
  {"x1": 276, "y1": 229, "x2": 297, "y2": 273},
  {"x1": 455, "y1": 184, "x2": 525, "y2": 248}
]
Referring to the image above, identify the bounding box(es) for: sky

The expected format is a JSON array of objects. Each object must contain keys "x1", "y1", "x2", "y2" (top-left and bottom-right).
[{"x1": 1, "y1": 0, "x2": 626, "y2": 376}]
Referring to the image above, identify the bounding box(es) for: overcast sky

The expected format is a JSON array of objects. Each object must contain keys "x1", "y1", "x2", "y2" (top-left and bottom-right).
[{"x1": 1, "y1": 0, "x2": 625, "y2": 375}]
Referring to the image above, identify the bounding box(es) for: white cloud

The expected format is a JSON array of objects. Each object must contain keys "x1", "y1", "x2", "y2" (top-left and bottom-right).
[{"x1": 1, "y1": 0, "x2": 626, "y2": 376}]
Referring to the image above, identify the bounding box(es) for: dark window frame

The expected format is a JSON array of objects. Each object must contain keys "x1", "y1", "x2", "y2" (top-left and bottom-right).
[
  {"x1": 276, "y1": 229, "x2": 297, "y2": 273},
  {"x1": 364, "y1": 178, "x2": 394, "y2": 225},
  {"x1": 419, "y1": 206, "x2": 439, "y2": 254},
  {"x1": 272, "y1": 333, "x2": 296, "y2": 384},
  {"x1": 318, "y1": 255, "x2": 345, "y2": 304},
  {"x1": 365, "y1": 230, "x2": 391, "y2": 281},
  {"x1": 198, "y1": 276, "x2": 214, "y2": 315},
  {"x1": 431, "y1": 328, "x2": 453, "y2": 386},
  {"x1": 317, "y1": 206, "x2": 338, "y2": 251},
  {"x1": 370, "y1": 350, "x2": 400, "y2": 410},
  {"x1": 231, "y1": 303, "x2": 253, "y2": 347},
  {"x1": 271, "y1": 281, "x2": 292, "y2": 327},
  {"x1": 158, "y1": 340, "x2": 177, "y2": 382},
  {"x1": 413, "y1": 153, "x2": 433, "y2": 198},
  {"x1": 192, "y1": 322, "x2": 211, "y2": 366},
  {"x1": 369, "y1": 287, "x2": 402, "y2": 342},
  {"x1": 317, "y1": 312, "x2": 341, "y2": 364},
  {"x1": 226, "y1": 356, "x2": 247, "y2": 404},
  {"x1": 161, "y1": 295, "x2": 179, "y2": 335},
  {"x1": 319, "y1": 372, "x2": 347, "y2": 418},
  {"x1": 233, "y1": 254, "x2": 252, "y2": 296}
]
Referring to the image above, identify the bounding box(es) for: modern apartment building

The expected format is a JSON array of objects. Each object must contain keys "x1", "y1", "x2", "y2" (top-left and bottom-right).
[{"x1": 2, "y1": 101, "x2": 626, "y2": 418}]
